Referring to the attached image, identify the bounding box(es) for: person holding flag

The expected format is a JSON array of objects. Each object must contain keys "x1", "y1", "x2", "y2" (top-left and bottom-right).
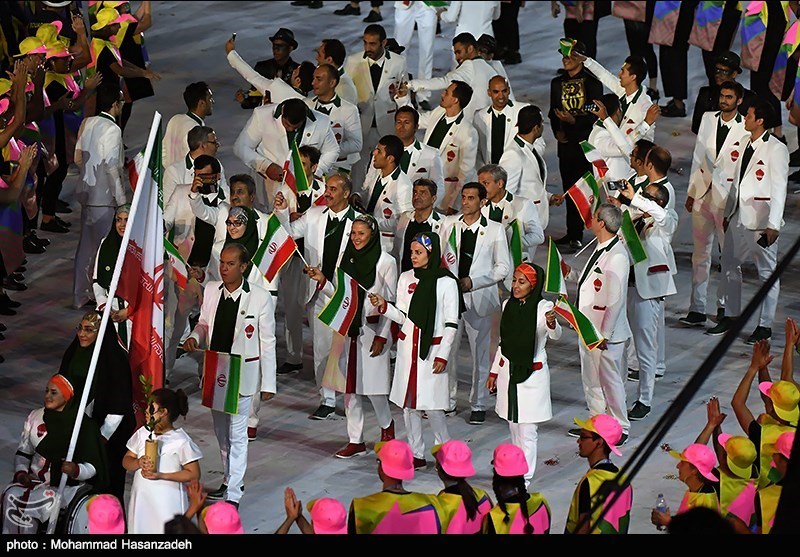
[
  {"x1": 368, "y1": 232, "x2": 461, "y2": 469},
  {"x1": 306, "y1": 214, "x2": 398, "y2": 459},
  {"x1": 92, "y1": 204, "x2": 131, "y2": 348},
  {"x1": 486, "y1": 263, "x2": 561, "y2": 486}
]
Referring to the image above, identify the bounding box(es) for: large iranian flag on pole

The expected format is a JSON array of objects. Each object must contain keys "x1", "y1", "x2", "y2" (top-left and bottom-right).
[
  {"x1": 441, "y1": 226, "x2": 459, "y2": 274},
  {"x1": 317, "y1": 267, "x2": 360, "y2": 335},
  {"x1": 554, "y1": 295, "x2": 604, "y2": 351},
  {"x1": 201, "y1": 350, "x2": 241, "y2": 414},
  {"x1": 117, "y1": 113, "x2": 165, "y2": 426},
  {"x1": 544, "y1": 237, "x2": 568, "y2": 296},
  {"x1": 252, "y1": 214, "x2": 298, "y2": 282},
  {"x1": 580, "y1": 141, "x2": 609, "y2": 179},
  {"x1": 566, "y1": 172, "x2": 600, "y2": 228}
]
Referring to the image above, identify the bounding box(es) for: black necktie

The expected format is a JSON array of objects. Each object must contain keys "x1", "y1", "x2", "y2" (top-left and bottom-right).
[
  {"x1": 619, "y1": 94, "x2": 629, "y2": 117},
  {"x1": 488, "y1": 203, "x2": 503, "y2": 222},
  {"x1": 366, "y1": 177, "x2": 385, "y2": 213},
  {"x1": 316, "y1": 103, "x2": 331, "y2": 115},
  {"x1": 739, "y1": 143, "x2": 755, "y2": 182},
  {"x1": 532, "y1": 147, "x2": 545, "y2": 180},
  {"x1": 575, "y1": 245, "x2": 606, "y2": 308},
  {"x1": 369, "y1": 61, "x2": 382, "y2": 92},
  {"x1": 427, "y1": 116, "x2": 453, "y2": 150},
  {"x1": 491, "y1": 111, "x2": 506, "y2": 164},
  {"x1": 716, "y1": 118, "x2": 730, "y2": 158},
  {"x1": 400, "y1": 149, "x2": 411, "y2": 173}
]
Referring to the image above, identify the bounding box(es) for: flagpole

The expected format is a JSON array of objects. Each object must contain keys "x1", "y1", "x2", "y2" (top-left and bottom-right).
[
  {"x1": 45, "y1": 111, "x2": 162, "y2": 534},
  {"x1": 571, "y1": 236, "x2": 597, "y2": 260}
]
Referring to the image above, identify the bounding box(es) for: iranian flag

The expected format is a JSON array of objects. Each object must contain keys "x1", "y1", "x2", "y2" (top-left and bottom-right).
[
  {"x1": 164, "y1": 237, "x2": 188, "y2": 290},
  {"x1": 282, "y1": 136, "x2": 310, "y2": 196},
  {"x1": 252, "y1": 214, "x2": 298, "y2": 282},
  {"x1": 619, "y1": 210, "x2": 648, "y2": 264},
  {"x1": 508, "y1": 219, "x2": 524, "y2": 268},
  {"x1": 116, "y1": 113, "x2": 165, "y2": 426},
  {"x1": 566, "y1": 172, "x2": 600, "y2": 228},
  {"x1": 554, "y1": 295, "x2": 604, "y2": 351},
  {"x1": 581, "y1": 141, "x2": 609, "y2": 179},
  {"x1": 201, "y1": 350, "x2": 241, "y2": 414},
  {"x1": 441, "y1": 226, "x2": 459, "y2": 274},
  {"x1": 317, "y1": 267, "x2": 360, "y2": 335},
  {"x1": 544, "y1": 238, "x2": 568, "y2": 296}
]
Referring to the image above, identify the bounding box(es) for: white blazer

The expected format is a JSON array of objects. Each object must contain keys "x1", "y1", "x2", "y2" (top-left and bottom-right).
[
  {"x1": 393, "y1": 209, "x2": 445, "y2": 271},
  {"x1": 226, "y1": 50, "x2": 304, "y2": 105},
  {"x1": 481, "y1": 190, "x2": 544, "y2": 267},
  {"x1": 162, "y1": 111, "x2": 204, "y2": 169},
  {"x1": 409, "y1": 56, "x2": 497, "y2": 121},
  {"x1": 474, "y1": 101, "x2": 529, "y2": 168},
  {"x1": 362, "y1": 166, "x2": 414, "y2": 252},
  {"x1": 337, "y1": 70, "x2": 359, "y2": 106},
  {"x1": 498, "y1": 135, "x2": 549, "y2": 229},
  {"x1": 306, "y1": 94, "x2": 363, "y2": 170},
  {"x1": 586, "y1": 120, "x2": 634, "y2": 182},
  {"x1": 689, "y1": 111, "x2": 749, "y2": 212},
  {"x1": 627, "y1": 192, "x2": 678, "y2": 300},
  {"x1": 440, "y1": 1, "x2": 501, "y2": 39},
  {"x1": 401, "y1": 140, "x2": 445, "y2": 194},
  {"x1": 344, "y1": 49, "x2": 408, "y2": 137},
  {"x1": 74, "y1": 114, "x2": 127, "y2": 207},
  {"x1": 440, "y1": 214, "x2": 511, "y2": 317},
  {"x1": 189, "y1": 280, "x2": 277, "y2": 396}
]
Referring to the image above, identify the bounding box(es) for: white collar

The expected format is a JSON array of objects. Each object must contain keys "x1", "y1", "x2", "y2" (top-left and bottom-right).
[
  {"x1": 222, "y1": 281, "x2": 245, "y2": 302},
  {"x1": 328, "y1": 205, "x2": 350, "y2": 219}
]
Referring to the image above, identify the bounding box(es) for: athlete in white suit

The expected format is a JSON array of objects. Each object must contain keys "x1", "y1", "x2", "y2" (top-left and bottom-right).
[{"x1": 474, "y1": 76, "x2": 527, "y2": 168}]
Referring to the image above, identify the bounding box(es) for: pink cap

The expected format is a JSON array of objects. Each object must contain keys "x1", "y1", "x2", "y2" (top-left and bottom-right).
[
  {"x1": 377, "y1": 439, "x2": 415, "y2": 481},
  {"x1": 432, "y1": 439, "x2": 476, "y2": 478},
  {"x1": 87, "y1": 494, "x2": 125, "y2": 534},
  {"x1": 203, "y1": 502, "x2": 244, "y2": 534},
  {"x1": 574, "y1": 414, "x2": 623, "y2": 456},
  {"x1": 492, "y1": 443, "x2": 529, "y2": 477},
  {"x1": 306, "y1": 498, "x2": 347, "y2": 534},
  {"x1": 775, "y1": 431, "x2": 795, "y2": 459},
  {"x1": 669, "y1": 443, "x2": 718, "y2": 482}
]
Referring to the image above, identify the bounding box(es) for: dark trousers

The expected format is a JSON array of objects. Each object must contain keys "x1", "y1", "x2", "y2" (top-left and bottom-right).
[
  {"x1": 120, "y1": 101, "x2": 133, "y2": 135},
  {"x1": 750, "y1": 6, "x2": 787, "y2": 128},
  {"x1": 41, "y1": 113, "x2": 68, "y2": 218},
  {"x1": 564, "y1": 18, "x2": 599, "y2": 59},
  {"x1": 558, "y1": 140, "x2": 591, "y2": 242},
  {"x1": 659, "y1": 3, "x2": 696, "y2": 101},
  {"x1": 700, "y1": 2, "x2": 741, "y2": 84},
  {"x1": 624, "y1": 15, "x2": 658, "y2": 81},
  {"x1": 493, "y1": 0, "x2": 522, "y2": 54}
]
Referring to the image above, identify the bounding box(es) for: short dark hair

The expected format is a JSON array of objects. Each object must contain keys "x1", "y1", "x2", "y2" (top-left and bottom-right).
[
  {"x1": 297, "y1": 61, "x2": 316, "y2": 95},
  {"x1": 517, "y1": 105, "x2": 543, "y2": 135},
  {"x1": 452, "y1": 32, "x2": 477, "y2": 48},
  {"x1": 229, "y1": 174, "x2": 256, "y2": 197},
  {"x1": 451, "y1": 80, "x2": 473, "y2": 109},
  {"x1": 95, "y1": 81, "x2": 122, "y2": 113},
  {"x1": 633, "y1": 139, "x2": 655, "y2": 162},
  {"x1": 183, "y1": 81, "x2": 210, "y2": 111},
  {"x1": 317, "y1": 63, "x2": 340, "y2": 87},
  {"x1": 750, "y1": 97, "x2": 775, "y2": 127},
  {"x1": 364, "y1": 24, "x2": 386, "y2": 42},
  {"x1": 719, "y1": 80, "x2": 744, "y2": 100},
  {"x1": 282, "y1": 98, "x2": 308, "y2": 126},
  {"x1": 193, "y1": 154, "x2": 221, "y2": 174},
  {"x1": 649, "y1": 183, "x2": 670, "y2": 207},
  {"x1": 600, "y1": 93, "x2": 621, "y2": 117},
  {"x1": 395, "y1": 105, "x2": 420, "y2": 127},
  {"x1": 624, "y1": 55, "x2": 647, "y2": 86},
  {"x1": 321, "y1": 38, "x2": 346, "y2": 66},
  {"x1": 221, "y1": 242, "x2": 250, "y2": 265},
  {"x1": 187, "y1": 125, "x2": 215, "y2": 151},
  {"x1": 379, "y1": 135, "x2": 405, "y2": 167},
  {"x1": 647, "y1": 145, "x2": 672, "y2": 176},
  {"x1": 298, "y1": 144, "x2": 321, "y2": 166},
  {"x1": 413, "y1": 178, "x2": 437, "y2": 197},
  {"x1": 462, "y1": 181, "x2": 487, "y2": 200}
]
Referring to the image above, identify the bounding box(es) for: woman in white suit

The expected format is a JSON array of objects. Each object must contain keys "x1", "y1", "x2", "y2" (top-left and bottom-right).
[
  {"x1": 368, "y1": 231, "x2": 462, "y2": 468},
  {"x1": 487, "y1": 263, "x2": 561, "y2": 487},
  {"x1": 308, "y1": 215, "x2": 398, "y2": 459}
]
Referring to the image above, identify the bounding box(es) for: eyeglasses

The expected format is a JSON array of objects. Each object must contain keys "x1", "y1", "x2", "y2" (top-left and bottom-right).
[
  {"x1": 76, "y1": 326, "x2": 98, "y2": 334},
  {"x1": 225, "y1": 220, "x2": 244, "y2": 227},
  {"x1": 715, "y1": 67, "x2": 734, "y2": 76}
]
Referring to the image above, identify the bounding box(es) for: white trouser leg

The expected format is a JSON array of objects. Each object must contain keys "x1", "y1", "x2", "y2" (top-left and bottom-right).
[
  {"x1": 509, "y1": 421, "x2": 539, "y2": 483},
  {"x1": 345, "y1": 393, "x2": 365, "y2": 444},
  {"x1": 74, "y1": 205, "x2": 114, "y2": 307},
  {"x1": 689, "y1": 202, "x2": 723, "y2": 314},
  {"x1": 248, "y1": 396, "x2": 260, "y2": 429},
  {"x1": 464, "y1": 309, "x2": 492, "y2": 412},
  {"x1": 448, "y1": 322, "x2": 464, "y2": 411},
  {"x1": 656, "y1": 302, "x2": 666, "y2": 376},
  {"x1": 282, "y1": 257, "x2": 305, "y2": 365},
  {"x1": 631, "y1": 291, "x2": 660, "y2": 407},
  {"x1": 212, "y1": 394, "x2": 252, "y2": 502},
  {"x1": 581, "y1": 342, "x2": 630, "y2": 431},
  {"x1": 311, "y1": 298, "x2": 336, "y2": 407},
  {"x1": 414, "y1": 7, "x2": 437, "y2": 101},
  {"x1": 427, "y1": 409, "x2": 450, "y2": 446},
  {"x1": 626, "y1": 336, "x2": 639, "y2": 372},
  {"x1": 368, "y1": 394, "x2": 393, "y2": 430},
  {"x1": 404, "y1": 408, "x2": 424, "y2": 458}
]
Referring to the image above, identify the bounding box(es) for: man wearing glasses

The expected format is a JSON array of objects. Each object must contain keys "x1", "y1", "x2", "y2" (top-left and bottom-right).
[{"x1": 690, "y1": 51, "x2": 756, "y2": 135}]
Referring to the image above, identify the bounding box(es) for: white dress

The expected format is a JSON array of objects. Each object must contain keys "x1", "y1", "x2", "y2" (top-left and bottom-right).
[{"x1": 126, "y1": 426, "x2": 203, "y2": 535}]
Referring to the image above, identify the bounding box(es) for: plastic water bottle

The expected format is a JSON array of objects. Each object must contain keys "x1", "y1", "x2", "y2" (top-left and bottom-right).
[{"x1": 655, "y1": 493, "x2": 667, "y2": 531}]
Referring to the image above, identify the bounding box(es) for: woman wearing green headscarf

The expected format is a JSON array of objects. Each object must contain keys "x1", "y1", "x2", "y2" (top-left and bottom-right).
[
  {"x1": 92, "y1": 204, "x2": 131, "y2": 348},
  {"x1": 308, "y1": 214, "x2": 398, "y2": 459},
  {"x1": 208, "y1": 205, "x2": 266, "y2": 287},
  {"x1": 369, "y1": 231, "x2": 462, "y2": 468},
  {"x1": 486, "y1": 263, "x2": 561, "y2": 488}
]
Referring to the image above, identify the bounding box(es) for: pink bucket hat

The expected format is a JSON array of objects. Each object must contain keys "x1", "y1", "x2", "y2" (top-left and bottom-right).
[
  {"x1": 376, "y1": 439, "x2": 415, "y2": 481},
  {"x1": 87, "y1": 494, "x2": 125, "y2": 534},
  {"x1": 432, "y1": 439, "x2": 476, "y2": 478},
  {"x1": 203, "y1": 502, "x2": 244, "y2": 534},
  {"x1": 574, "y1": 414, "x2": 623, "y2": 456},
  {"x1": 306, "y1": 498, "x2": 347, "y2": 534},
  {"x1": 717, "y1": 434, "x2": 757, "y2": 480},
  {"x1": 759, "y1": 381, "x2": 799, "y2": 426},
  {"x1": 669, "y1": 443, "x2": 718, "y2": 482},
  {"x1": 492, "y1": 443, "x2": 529, "y2": 477}
]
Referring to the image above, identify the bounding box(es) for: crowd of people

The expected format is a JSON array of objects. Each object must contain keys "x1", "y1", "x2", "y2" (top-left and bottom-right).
[{"x1": 0, "y1": 0, "x2": 798, "y2": 534}]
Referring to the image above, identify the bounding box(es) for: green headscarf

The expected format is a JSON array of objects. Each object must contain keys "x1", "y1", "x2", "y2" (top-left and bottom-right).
[
  {"x1": 407, "y1": 232, "x2": 463, "y2": 360},
  {"x1": 94, "y1": 204, "x2": 129, "y2": 291},
  {"x1": 225, "y1": 206, "x2": 260, "y2": 275},
  {"x1": 340, "y1": 214, "x2": 382, "y2": 337}
]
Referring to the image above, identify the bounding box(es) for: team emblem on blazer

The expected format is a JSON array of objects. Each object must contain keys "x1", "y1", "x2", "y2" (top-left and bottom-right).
[
  {"x1": 408, "y1": 283, "x2": 417, "y2": 294},
  {"x1": 730, "y1": 150, "x2": 739, "y2": 162},
  {"x1": 755, "y1": 168, "x2": 764, "y2": 181},
  {"x1": 383, "y1": 207, "x2": 393, "y2": 219},
  {"x1": 245, "y1": 324, "x2": 255, "y2": 339},
  {"x1": 37, "y1": 423, "x2": 46, "y2": 437},
  {"x1": 447, "y1": 150, "x2": 456, "y2": 162},
  {"x1": 594, "y1": 278, "x2": 602, "y2": 292}
]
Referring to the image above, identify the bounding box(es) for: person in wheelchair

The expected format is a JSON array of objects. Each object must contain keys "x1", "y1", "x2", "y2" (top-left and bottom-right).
[{"x1": 1, "y1": 374, "x2": 109, "y2": 534}]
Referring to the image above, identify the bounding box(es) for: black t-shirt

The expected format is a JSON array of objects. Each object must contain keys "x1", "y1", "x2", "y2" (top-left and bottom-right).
[
  {"x1": 27, "y1": 9, "x2": 78, "y2": 46},
  {"x1": 119, "y1": 21, "x2": 154, "y2": 102},
  {"x1": 96, "y1": 46, "x2": 121, "y2": 90},
  {"x1": 549, "y1": 68, "x2": 604, "y2": 143}
]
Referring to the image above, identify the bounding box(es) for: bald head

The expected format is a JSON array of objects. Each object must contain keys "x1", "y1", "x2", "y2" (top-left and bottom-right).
[{"x1": 488, "y1": 75, "x2": 511, "y2": 111}]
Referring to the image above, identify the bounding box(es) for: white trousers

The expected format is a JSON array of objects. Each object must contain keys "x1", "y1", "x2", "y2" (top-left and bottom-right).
[
  {"x1": 689, "y1": 201, "x2": 726, "y2": 314},
  {"x1": 73, "y1": 205, "x2": 114, "y2": 307},
  {"x1": 310, "y1": 296, "x2": 337, "y2": 407},
  {"x1": 626, "y1": 302, "x2": 665, "y2": 376},
  {"x1": 393, "y1": 3, "x2": 437, "y2": 102},
  {"x1": 579, "y1": 340, "x2": 630, "y2": 432},
  {"x1": 281, "y1": 256, "x2": 305, "y2": 365},
  {"x1": 509, "y1": 421, "x2": 539, "y2": 483},
  {"x1": 450, "y1": 306, "x2": 493, "y2": 412},
  {"x1": 345, "y1": 393, "x2": 393, "y2": 443},
  {"x1": 211, "y1": 394, "x2": 253, "y2": 503},
  {"x1": 629, "y1": 289, "x2": 663, "y2": 406},
  {"x1": 720, "y1": 221, "x2": 780, "y2": 327},
  {"x1": 404, "y1": 408, "x2": 449, "y2": 459}
]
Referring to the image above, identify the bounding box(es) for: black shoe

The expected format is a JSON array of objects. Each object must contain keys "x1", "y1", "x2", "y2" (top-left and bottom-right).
[
  {"x1": 309, "y1": 404, "x2": 335, "y2": 420},
  {"x1": 628, "y1": 401, "x2": 651, "y2": 420},
  {"x1": 15, "y1": 266, "x2": 25, "y2": 273},
  {"x1": 54, "y1": 216, "x2": 71, "y2": 228},
  {"x1": 277, "y1": 361, "x2": 303, "y2": 375},
  {"x1": 0, "y1": 354, "x2": 4, "y2": 364},
  {"x1": 444, "y1": 406, "x2": 457, "y2": 417},
  {"x1": 40, "y1": 219, "x2": 69, "y2": 233},
  {"x1": 568, "y1": 240, "x2": 583, "y2": 250},
  {"x1": 567, "y1": 428, "x2": 582, "y2": 438},
  {"x1": 468, "y1": 410, "x2": 485, "y2": 425},
  {"x1": 55, "y1": 199, "x2": 72, "y2": 214},
  {"x1": 554, "y1": 235, "x2": 571, "y2": 245},
  {"x1": 333, "y1": 3, "x2": 359, "y2": 15},
  {"x1": 647, "y1": 87, "x2": 660, "y2": 101},
  {"x1": 716, "y1": 307, "x2": 725, "y2": 321},
  {"x1": 0, "y1": 306, "x2": 15, "y2": 316},
  {"x1": 791, "y1": 149, "x2": 800, "y2": 167},
  {"x1": 308, "y1": 0, "x2": 323, "y2": 7},
  {"x1": 2, "y1": 278, "x2": 26, "y2": 291},
  {"x1": 363, "y1": 10, "x2": 382, "y2": 22},
  {"x1": 29, "y1": 232, "x2": 50, "y2": 247},
  {"x1": 206, "y1": 483, "x2": 227, "y2": 501},
  {"x1": 706, "y1": 317, "x2": 734, "y2": 336},
  {"x1": 503, "y1": 51, "x2": 522, "y2": 65},
  {"x1": 22, "y1": 236, "x2": 46, "y2": 254},
  {"x1": 290, "y1": 0, "x2": 311, "y2": 4},
  {"x1": 659, "y1": 100, "x2": 686, "y2": 118},
  {"x1": 0, "y1": 323, "x2": 6, "y2": 332},
  {"x1": 627, "y1": 370, "x2": 639, "y2": 382},
  {"x1": 617, "y1": 433, "x2": 629, "y2": 446},
  {"x1": 9, "y1": 272, "x2": 23, "y2": 282},
  {"x1": 745, "y1": 326, "x2": 771, "y2": 345},
  {"x1": 678, "y1": 311, "x2": 707, "y2": 327}
]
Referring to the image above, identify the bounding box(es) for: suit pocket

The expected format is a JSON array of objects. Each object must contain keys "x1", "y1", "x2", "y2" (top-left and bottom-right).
[{"x1": 647, "y1": 265, "x2": 670, "y2": 274}]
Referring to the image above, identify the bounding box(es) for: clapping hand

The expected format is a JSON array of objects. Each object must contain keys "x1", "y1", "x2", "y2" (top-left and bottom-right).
[{"x1": 750, "y1": 339, "x2": 773, "y2": 371}]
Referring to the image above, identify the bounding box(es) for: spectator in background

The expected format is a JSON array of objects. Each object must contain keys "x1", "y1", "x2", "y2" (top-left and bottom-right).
[
  {"x1": 492, "y1": 1, "x2": 524, "y2": 65},
  {"x1": 235, "y1": 28, "x2": 300, "y2": 110}
]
